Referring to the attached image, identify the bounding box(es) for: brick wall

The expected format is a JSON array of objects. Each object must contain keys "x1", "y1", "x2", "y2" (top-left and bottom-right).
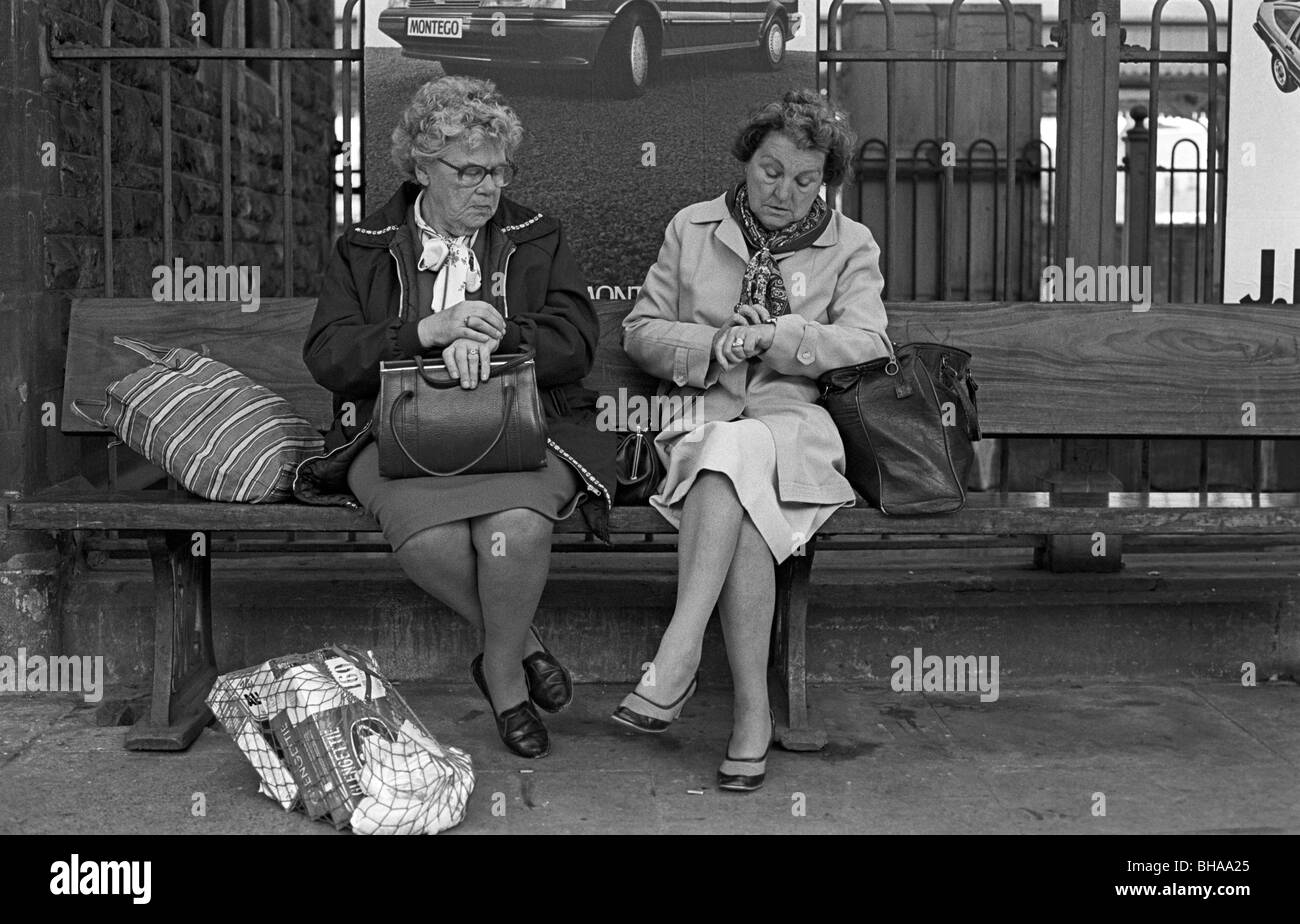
[{"x1": 1, "y1": 0, "x2": 337, "y2": 654}]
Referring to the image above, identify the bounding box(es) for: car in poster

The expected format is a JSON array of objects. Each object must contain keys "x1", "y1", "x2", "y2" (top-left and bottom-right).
[
  {"x1": 378, "y1": 0, "x2": 803, "y2": 98},
  {"x1": 1254, "y1": 0, "x2": 1300, "y2": 92}
]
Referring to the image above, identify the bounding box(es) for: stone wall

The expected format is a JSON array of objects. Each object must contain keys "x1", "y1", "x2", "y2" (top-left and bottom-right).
[{"x1": 0, "y1": 0, "x2": 338, "y2": 656}]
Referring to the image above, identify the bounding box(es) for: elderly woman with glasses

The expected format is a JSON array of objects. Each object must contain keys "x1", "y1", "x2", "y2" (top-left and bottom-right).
[
  {"x1": 298, "y1": 75, "x2": 615, "y2": 760},
  {"x1": 614, "y1": 89, "x2": 890, "y2": 791}
]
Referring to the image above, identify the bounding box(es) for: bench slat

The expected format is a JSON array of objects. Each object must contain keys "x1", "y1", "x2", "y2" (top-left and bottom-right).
[{"x1": 11, "y1": 492, "x2": 1300, "y2": 535}]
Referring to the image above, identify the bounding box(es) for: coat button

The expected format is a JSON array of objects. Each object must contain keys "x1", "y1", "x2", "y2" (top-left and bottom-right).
[{"x1": 799, "y1": 350, "x2": 814, "y2": 363}]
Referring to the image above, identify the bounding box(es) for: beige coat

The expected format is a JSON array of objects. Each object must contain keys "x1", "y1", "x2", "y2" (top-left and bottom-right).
[{"x1": 623, "y1": 193, "x2": 892, "y2": 505}]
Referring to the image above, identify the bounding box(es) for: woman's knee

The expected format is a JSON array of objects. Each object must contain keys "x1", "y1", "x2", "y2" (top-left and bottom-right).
[
  {"x1": 689, "y1": 470, "x2": 740, "y2": 505},
  {"x1": 393, "y1": 520, "x2": 471, "y2": 564},
  {"x1": 470, "y1": 508, "x2": 554, "y2": 555}
]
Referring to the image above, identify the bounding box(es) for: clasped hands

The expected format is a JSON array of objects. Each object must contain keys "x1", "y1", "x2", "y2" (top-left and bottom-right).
[
  {"x1": 416, "y1": 299, "x2": 505, "y2": 389},
  {"x1": 711, "y1": 303, "x2": 777, "y2": 369}
]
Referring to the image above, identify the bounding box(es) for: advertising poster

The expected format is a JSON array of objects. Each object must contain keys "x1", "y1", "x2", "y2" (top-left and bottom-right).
[
  {"x1": 361, "y1": 0, "x2": 816, "y2": 295},
  {"x1": 1222, "y1": 0, "x2": 1300, "y2": 303}
]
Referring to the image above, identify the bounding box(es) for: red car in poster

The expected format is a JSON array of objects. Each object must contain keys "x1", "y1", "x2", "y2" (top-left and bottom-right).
[
  {"x1": 1255, "y1": 0, "x2": 1300, "y2": 92},
  {"x1": 378, "y1": 0, "x2": 803, "y2": 98}
]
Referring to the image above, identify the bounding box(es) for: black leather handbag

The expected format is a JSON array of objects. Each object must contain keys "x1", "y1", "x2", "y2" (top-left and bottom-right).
[
  {"x1": 614, "y1": 427, "x2": 665, "y2": 504},
  {"x1": 818, "y1": 338, "x2": 981, "y2": 515},
  {"x1": 376, "y1": 348, "x2": 548, "y2": 478}
]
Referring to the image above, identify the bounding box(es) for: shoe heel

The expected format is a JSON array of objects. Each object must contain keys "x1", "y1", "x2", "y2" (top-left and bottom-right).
[
  {"x1": 610, "y1": 674, "x2": 698, "y2": 734},
  {"x1": 717, "y1": 711, "x2": 775, "y2": 792}
]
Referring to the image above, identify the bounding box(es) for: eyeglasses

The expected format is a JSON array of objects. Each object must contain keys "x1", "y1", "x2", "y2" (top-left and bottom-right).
[{"x1": 435, "y1": 156, "x2": 517, "y2": 188}]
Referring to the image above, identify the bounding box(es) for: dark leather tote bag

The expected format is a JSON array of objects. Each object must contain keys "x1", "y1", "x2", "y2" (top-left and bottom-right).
[
  {"x1": 377, "y1": 348, "x2": 548, "y2": 478},
  {"x1": 818, "y1": 338, "x2": 981, "y2": 515}
]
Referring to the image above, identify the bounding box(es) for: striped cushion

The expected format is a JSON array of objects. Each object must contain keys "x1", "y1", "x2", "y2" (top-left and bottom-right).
[{"x1": 86, "y1": 337, "x2": 325, "y2": 503}]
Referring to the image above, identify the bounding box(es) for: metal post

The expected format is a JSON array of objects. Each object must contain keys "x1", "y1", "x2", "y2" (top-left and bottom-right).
[{"x1": 1122, "y1": 105, "x2": 1151, "y2": 269}]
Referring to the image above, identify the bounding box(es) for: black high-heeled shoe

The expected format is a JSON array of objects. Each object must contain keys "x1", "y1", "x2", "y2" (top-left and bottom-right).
[
  {"x1": 522, "y1": 625, "x2": 573, "y2": 714},
  {"x1": 717, "y1": 711, "x2": 775, "y2": 792},
  {"x1": 471, "y1": 654, "x2": 550, "y2": 759},
  {"x1": 611, "y1": 674, "x2": 699, "y2": 734}
]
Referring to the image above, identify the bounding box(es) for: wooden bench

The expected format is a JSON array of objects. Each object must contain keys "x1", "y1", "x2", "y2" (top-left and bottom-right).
[{"x1": 9, "y1": 297, "x2": 1300, "y2": 753}]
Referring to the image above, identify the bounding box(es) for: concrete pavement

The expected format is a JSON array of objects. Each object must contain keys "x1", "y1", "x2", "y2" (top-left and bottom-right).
[{"x1": 2, "y1": 678, "x2": 1297, "y2": 834}]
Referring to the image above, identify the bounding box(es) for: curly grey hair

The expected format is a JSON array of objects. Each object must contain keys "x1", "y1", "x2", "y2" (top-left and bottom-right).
[
  {"x1": 731, "y1": 88, "x2": 858, "y2": 188},
  {"x1": 390, "y1": 75, "x2": 525, "y2": 181}
]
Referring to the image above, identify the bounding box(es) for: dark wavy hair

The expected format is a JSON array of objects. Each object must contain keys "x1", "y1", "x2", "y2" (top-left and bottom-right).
[{"x1": 730, "y1": 89, "x2": 857, "y2": 188}]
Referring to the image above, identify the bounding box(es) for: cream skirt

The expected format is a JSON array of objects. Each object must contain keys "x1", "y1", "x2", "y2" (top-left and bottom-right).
[{"x1": 650, "y1": 418, "x2": 850, "y2": 563}]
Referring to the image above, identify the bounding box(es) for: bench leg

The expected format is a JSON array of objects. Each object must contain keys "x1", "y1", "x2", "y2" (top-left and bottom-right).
[
  {"x1": 126, "y1": 531, "x2": 217, "y2": 751},
  {"x1": 770, "y1": 538, "x2": 826, "y2": 751}
]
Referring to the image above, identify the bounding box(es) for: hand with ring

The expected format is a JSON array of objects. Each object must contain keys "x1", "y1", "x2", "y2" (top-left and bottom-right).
[{"x1": 442, "y1": 336, "x2": 496, "y2": 389}]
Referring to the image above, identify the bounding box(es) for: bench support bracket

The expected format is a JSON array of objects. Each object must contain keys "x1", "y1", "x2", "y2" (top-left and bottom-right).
[
  {"x1": 126, "y1": 530, "x2": 217, "y2": 751},
  {"x1": 771, "y1": 538, "x2": 827, "y2": 751}
]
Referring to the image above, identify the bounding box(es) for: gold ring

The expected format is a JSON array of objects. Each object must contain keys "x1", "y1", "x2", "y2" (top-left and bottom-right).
[{"x1": 732, "y1": 336, "x2": 745, "y2": 348}]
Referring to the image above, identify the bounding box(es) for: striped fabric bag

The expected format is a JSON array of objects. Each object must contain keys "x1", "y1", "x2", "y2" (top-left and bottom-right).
[{"x1": 72, "y1": 336, "x2": 324, "y2": 503}]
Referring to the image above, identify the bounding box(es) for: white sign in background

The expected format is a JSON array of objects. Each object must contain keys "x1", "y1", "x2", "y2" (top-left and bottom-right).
[{"x1": 1222, "y1": 0, "x2": 1300, "y2": 304}]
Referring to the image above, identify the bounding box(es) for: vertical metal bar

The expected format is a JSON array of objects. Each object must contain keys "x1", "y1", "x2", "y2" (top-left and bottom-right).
[
  {"x1": 158, "y1": 0, "x2": 172, "y2": 267},
  {"x1": 342, "y1": 0, "x2": 364, "y2": 227},
  {"x1": 1001, "y1": 0, "x2": 1017, "y2": 304},
  {"x1": 1202, "y1": 0, "x2": 1220, "y2": 303},
  {"x1": 1166, "y1": 152, "x2": 1176, "y2": 299},
  {"x1": 1140, "y1": 438, "x2": 1150, "y2": 495},
  {"x1": 964, "y1": 142, "x2": 974, "y2": 299},
  {"x1": 221, "y1": 0, "x2": 234, "y2": 265},
  {"x1": 940, "y1": 9, "x2": 957, "y2": 301},
  {"x1": 101, "y1": 2, "x2": 117, "y2": 297},
  {"x1": 1040, "y1": 140, "x2": 1054, "y2": 274},
  {"x1": 1146, "y1": 5, "x2": 1164, "y2": 294},
  {"x1": 156, "y1": 0, "x2": 176, "y2": 494},
  {"x1": 884, "y1": 19, "x2": 896, "y2": 302},
  {"x1": 277, "y1": 0, "x2": 294, "y2": 297}
]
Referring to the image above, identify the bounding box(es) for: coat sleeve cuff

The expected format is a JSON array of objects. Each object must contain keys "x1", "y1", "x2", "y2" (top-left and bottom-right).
[
  {"x1": 676, "y1": 324, "x2": 722, "y2": 388},
  {"x1": 763, "y1": 314, "x2": 817, "y2": 368},
  {"x1": 395, "y1": 320, "x2": 427, "y2": 357},
  {"x1": 498, "y1": 320, "x2": 524, "y2": 355}
]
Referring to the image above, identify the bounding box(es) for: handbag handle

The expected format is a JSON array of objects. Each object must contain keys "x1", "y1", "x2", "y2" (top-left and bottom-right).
[
  {"x1": 387, "y1": 383, "x2": 518, "y2": 477},
  {"x1": 412, "y1": 349, "x2": 534, "y2": 390}
]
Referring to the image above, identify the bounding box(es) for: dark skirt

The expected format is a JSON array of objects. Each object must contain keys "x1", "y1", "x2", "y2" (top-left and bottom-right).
[{"x1": 346, "y1": 441, "x2": 584, "y2": 551}]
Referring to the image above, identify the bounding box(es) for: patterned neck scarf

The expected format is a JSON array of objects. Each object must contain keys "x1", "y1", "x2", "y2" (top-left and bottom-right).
[
  {"x1": 413, "y1": 190, "x2": 482, "y2": 312},
  {"x1": 725, "y1": 180, "x2": 830, "y2": 317}
]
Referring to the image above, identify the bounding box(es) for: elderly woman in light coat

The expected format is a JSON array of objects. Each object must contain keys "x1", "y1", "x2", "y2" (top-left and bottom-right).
[{"x1": 613, "y1": 89, "x2": 890, "y2": 791}]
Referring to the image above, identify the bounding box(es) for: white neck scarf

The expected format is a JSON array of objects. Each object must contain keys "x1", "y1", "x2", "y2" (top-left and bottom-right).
[{"x1": 413, "y1": 190, "x2": 482, "y2": 313}]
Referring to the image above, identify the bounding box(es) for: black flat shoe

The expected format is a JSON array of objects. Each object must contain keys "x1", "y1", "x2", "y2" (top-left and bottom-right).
[
  {"x1": 522, "y1": 625, "x2": 573, "y2": 714},
  {"x1": 717, "y1": 711, "x2": 775, "y2": 792},
  {"x1": 611, "y1": 674, "x2": 698, "y2": 734},
  {"x1": 471, "y1": 654, "x2": 550, "y2": 759}
]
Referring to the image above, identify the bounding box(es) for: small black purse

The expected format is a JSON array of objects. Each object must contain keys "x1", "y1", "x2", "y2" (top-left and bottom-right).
[{"x1": 614, "y1": 428, "x2": 664, "y2": 505}]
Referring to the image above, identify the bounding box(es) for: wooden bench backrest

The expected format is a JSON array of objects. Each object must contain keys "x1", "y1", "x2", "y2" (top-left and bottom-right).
[
  {"x1": 63, "y1": 298, "x2": 334, "y2": 434},
  {"x1": 65, "y1": 298, "x2": 1300, "y2": 438},
  {"x1": 593, "y1": 300, "x2": 1300, "y2": 438}
]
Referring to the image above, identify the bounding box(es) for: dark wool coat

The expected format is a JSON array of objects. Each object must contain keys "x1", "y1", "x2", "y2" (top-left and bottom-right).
[{"x1": 293, "y1": 181, "x2": 616, "y2": 541}]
